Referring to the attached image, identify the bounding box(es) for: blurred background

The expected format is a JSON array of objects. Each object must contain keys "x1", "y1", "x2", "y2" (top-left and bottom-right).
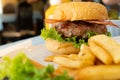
[{"x1": 0, "y1": 0, "x2": 119, "y2": 45}]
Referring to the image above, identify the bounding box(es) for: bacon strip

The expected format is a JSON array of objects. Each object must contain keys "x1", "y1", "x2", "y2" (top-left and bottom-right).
[
  {"x1": 45, "y1": 19, "x2": 119, "y2": 27},
  {"x1": 86, "y1": 20, "x2": 119, "y2": 28}
]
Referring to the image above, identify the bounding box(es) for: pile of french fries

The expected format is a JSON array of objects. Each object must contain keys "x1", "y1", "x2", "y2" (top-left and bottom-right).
[{"x1": 45, "y1": 35, "x2": 120, "y2": 80}]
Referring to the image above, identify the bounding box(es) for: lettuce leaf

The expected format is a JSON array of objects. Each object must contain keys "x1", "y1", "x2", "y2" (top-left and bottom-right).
[
  {"x1": 41, "y1": 28, "x2": 86, "y2": 48},
  {"x1": 41, "y1": 28, "x2": 96, "y2": 48},
  {"x1": 0, "y1": 53, "x2": 73, "y2": 80},
  {"x1": 41, "y1": 28, "x2": 63, "y2": 42},
  {"x1": 41, "y1": 28, "x2": 111, "y2": 48},
  {"x1": 0, "y1": 53, "x2": 38, "y2": 80}
]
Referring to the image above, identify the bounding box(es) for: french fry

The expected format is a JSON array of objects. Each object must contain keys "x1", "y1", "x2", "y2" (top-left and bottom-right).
[
  {"x1": 30, "y1": 59, "x2": 44, "y2": 69},
  {"x1": 79, "y1": 44, "x2": 95, "y2": 62},
  {"x1": 44, "y1": 55, "x2": 68, "y2": 62},
  {"x1": 54, "y1": 56, "x2": 94, "y2": 68},
  {"x1": 68, "y1": 54, "x2": 80, "y2": 60},
  {"x1": 55, "y1": 66, "x2": 78, "y2": 78},
  {"x1": 75, "y1": 65, "x2": 120, "y2": 80},
  {"x1": 89, "y1": 39, "x2": 113, "y2": 65},
  {"x1": 44, "y1": 55, "x2": 55, "y2": 62},
  {"x1": 90, "y1": 35, "x2": 120, "y2": 64}
]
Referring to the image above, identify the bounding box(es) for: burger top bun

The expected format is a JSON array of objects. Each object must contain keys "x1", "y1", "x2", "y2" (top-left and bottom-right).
[{"x1": 53, "y1": 2, "x2": 108, "y2": 21}]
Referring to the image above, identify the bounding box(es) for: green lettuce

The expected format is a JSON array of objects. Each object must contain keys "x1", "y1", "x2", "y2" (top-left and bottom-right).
[
  {"x1": 41, "y1": 27, "x2": 63, "y2": 42},
  {"x1": 41, "y1": 28, "x2": 86, "y2": 48},
  {"x1": 41, "y1": 28, "x2": 111, "y2": 48},
  {"x1": 0, "y1": 53, "x2": 73, "y2": 80}
]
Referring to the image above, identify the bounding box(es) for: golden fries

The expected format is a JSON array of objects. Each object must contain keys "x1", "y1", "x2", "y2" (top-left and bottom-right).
[
  {"x1": 68, "y1": 54, "x2": 80, "y2": 60},
  {"x1": 44, "y1": 55, "x2": 55, "y2": 62},
  {"x1": 51, "y1": 35, "x2": 120, "y2": 80},
  {"x1": 53, "y1": 44, "x2": 96, "y2": 69},
  {"x1": 75, "y1": 65, "x2": 120, "y2": 80},
  {"x1": 89, "y1": 39, "x2": 113, "y2": 65},
  {"x1": 90, "y1": 35, "x2": 120, "y2": 64},
  {"x1": 54, "y1": 56, "x2": 94, "y2": 68},
  {"x1": 79, "y1": 44, "x2": 95, "y2": 62}
]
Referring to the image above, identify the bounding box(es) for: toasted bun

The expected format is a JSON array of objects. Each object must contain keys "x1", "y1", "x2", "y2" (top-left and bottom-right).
[
  {"x1": 45, "y1": 38, "x2": 80, "y2": 55},
  {"x1": 53, "y1": 2, "x2": 108, "y2": 21}
]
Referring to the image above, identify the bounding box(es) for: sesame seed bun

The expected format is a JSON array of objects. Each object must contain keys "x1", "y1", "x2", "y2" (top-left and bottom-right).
[{"x1": 53, "y1": 2, "x2": 108, "y2": 21}]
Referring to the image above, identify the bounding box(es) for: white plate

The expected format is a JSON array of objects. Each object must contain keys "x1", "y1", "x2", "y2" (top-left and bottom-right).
[
  {"x1": 4, "y1": 44, "x2": 58, "y2": 67},
  {"x1": 1, "y1": 36, "x2": 120, "y2": 68}
]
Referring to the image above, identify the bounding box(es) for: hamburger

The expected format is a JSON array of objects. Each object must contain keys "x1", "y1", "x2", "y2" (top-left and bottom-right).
[{"x1": 41, "y1": 2, "x2": 117, "y2": 55}]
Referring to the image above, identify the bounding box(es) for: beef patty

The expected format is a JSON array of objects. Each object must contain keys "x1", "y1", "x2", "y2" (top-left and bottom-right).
[{"x1": 54, "y1": 21, "x2": 107, "y2": 38}]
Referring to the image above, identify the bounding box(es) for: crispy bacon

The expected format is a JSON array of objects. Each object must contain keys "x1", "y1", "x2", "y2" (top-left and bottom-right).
[
  {"x1": 45, "y1": 19, "x2": 118, "y2": 27},
  {"x1": 86, "y1": 20, "x2": 118, "y2": 28}
]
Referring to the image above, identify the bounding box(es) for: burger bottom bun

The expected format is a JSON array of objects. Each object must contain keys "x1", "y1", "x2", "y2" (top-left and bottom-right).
[{"x1": 45, "y1": 38, "x2": 80, "y2": 55}]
